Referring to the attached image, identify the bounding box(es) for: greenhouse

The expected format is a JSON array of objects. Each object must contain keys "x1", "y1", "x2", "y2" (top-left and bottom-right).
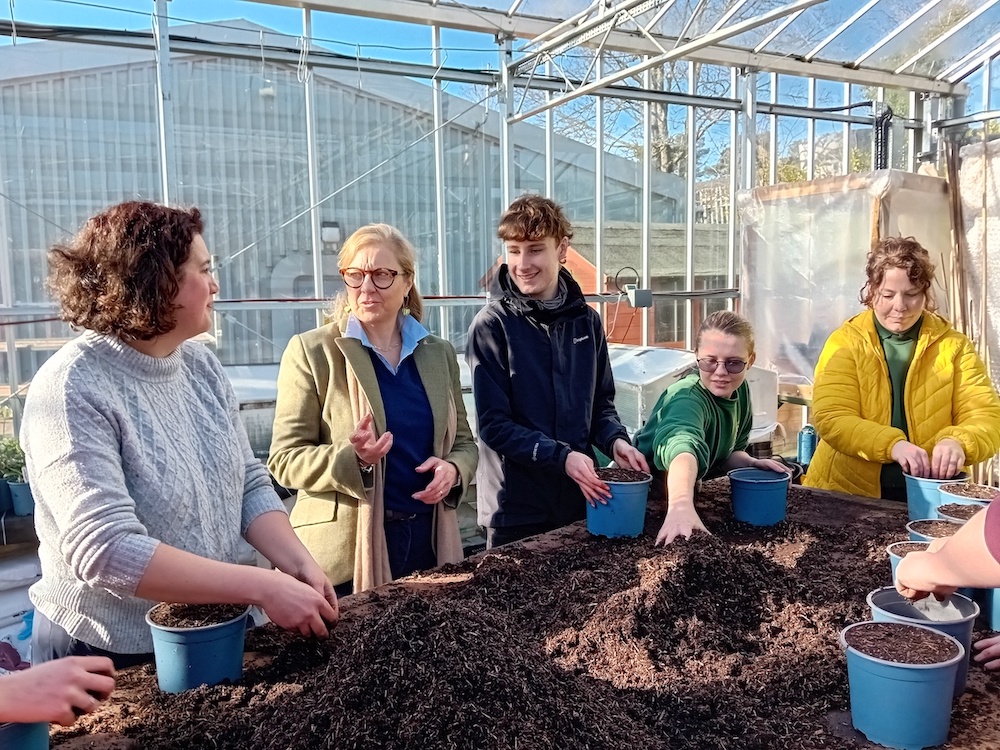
[{"x1": 2, "y1": 1, "x2": 1000, "y2": 748}]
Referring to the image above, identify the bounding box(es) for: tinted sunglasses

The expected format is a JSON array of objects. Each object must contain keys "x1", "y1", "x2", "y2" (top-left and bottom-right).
[{"x1": 696, "y1": 357, "x2": 748, "y2": 374}]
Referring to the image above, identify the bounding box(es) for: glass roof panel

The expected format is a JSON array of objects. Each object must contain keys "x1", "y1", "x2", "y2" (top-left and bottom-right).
[
  {"x1": 864, "y1": 0, "x2": 988, "y2": 73},
  {"x1": 642, "y1": 0, "x2": 725, "y2": 39},
  {"x1": 757, "y1": 0, "x2": 875, "y2": 59},
  {"x1": 724, "y1": 17, "x2": 797, "y2": 49},
  {"x1": 903, "y1": 4, "x2": 1000, "y2": 78},
  {"x1": 512, "y1": 0, "x2": 594, "y2": 21},
  {"x1": 722, "y1": 0, "x2": 831, "y2": 48},
  {"x1": 428, "y1": 0, "x2": 992, "y2": 88}
]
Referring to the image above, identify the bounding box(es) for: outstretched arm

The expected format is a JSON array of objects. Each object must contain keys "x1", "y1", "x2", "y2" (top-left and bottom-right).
[
  {"x1": 0, "y1": 656, "x2": 115, "y2": 726},
  {"x1": 654, "y1": 453, "x2": 709, "y2": 546}
]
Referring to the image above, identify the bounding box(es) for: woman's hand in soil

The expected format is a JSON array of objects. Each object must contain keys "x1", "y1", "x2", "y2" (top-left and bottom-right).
[
  {"x1": 654, "y1": 506, "x2": 709, "y2": 546},
  {"x1": 413, "y1": 458, "x2": 459, "y2": 504},
  {"x1": 611, "y1": 440, "x2": 650, "y2": 473},
  {"x1": 350, "y1": 413, "x2": 393, "y2": 468},
  {"x1": 891, "y1": 441, "x2": 930, "y2": 477},
  {"x1": 930, "y1": 438, "x2": 965, "y2": 480},
  {"x1": 262, "y1": 569, "x2": 339, "y2": 637},
  {"x1": 0, "y1": 655, "x2": 115, "y2": 726},
  {"x1": 973, "y1": 634, "x2": 1000, "y2": 669},
  {"x1": 565, "y1": 451, "x2": 611, "y2": 506},
  {"x1": 288, "y1": 557, "x2": 340, "y2": 625}
]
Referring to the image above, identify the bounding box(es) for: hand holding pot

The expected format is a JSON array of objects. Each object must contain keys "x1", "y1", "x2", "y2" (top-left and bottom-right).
[
  {"x1": 752, "y1": 457, "x2": 792, "y2": 475},
  {"x1": 0, "y1": 655, "x2": 115, "y2": 726},
  {"x1": 891, "y1": 440, "x2": 930, "y2": 477},
  {"x1": 611, "y1": 439, "x2": 649, "y2": 473},
  {"x1": 565, "y1": 451, "x2": 610, "y2": 506},
  {"x1": 931, "y1": 438, "x2": 965, "y2": 480}
]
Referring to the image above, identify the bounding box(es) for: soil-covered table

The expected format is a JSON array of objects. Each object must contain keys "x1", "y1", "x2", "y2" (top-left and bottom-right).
[{"x1": 50, "y1": 481, "x2": 1000, "y2": 750}]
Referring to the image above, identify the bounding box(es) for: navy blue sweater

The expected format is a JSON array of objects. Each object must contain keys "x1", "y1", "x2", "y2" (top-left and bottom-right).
[{"x1": 467, "y1": 267, "x2": 630, "y2": 529}]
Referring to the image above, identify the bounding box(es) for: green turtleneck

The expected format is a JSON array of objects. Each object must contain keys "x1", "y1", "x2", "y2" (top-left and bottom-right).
[{"x1": 875, "y1": 314, "x2": 922, "y2": 497}]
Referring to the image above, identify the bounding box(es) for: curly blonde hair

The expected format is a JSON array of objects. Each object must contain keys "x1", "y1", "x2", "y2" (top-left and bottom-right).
[{"x1": 859, "y1": 236, "x2": 937, "y2": 311}]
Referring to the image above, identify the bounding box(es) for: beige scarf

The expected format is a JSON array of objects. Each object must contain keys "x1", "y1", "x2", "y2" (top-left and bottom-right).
[{"x1": 346, "y1": 361, "x2": 463, "y2": 592}]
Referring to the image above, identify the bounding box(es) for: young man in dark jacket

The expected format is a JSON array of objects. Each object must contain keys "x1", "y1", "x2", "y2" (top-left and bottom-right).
[{"x1": 467, "y1": 194, "x2": 648, "y2": 548}]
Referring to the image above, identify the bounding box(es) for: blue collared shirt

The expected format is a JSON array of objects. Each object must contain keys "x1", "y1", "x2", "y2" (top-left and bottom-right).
[{"x1": 345, "y1": 313, "x2": 429, "y2": 374}]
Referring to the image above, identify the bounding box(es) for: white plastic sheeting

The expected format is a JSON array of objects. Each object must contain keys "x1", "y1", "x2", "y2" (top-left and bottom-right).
[
  {"x1": 958, "y1": 139, "x2": 1000, "y2": 386},
  {"x1": 738, "y1": 170, "x2": 953, "y2": 383}
]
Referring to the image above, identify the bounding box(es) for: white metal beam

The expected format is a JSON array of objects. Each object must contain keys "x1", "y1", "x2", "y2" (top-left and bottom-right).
[
  {"x1": 0, "y1": 0, "x2": 969, "y2": 96},
  {"x1": 894, "y1": 0, "x2": 1000, "y2": 75},
  {"x1": 514, "y1": 0, "x2": 669, "y2": 77},
  {"x1": 854, "y1": 0, "x2": 945, "y2": 67},
  {"x1": 508, "y1": 0, "x2": 827, "y2": 123},
  {"x1": 236, "y1": 0, "x2": 966, "y2": 95}
]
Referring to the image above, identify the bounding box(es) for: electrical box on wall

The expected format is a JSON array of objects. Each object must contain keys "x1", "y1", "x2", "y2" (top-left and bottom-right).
[{"x1": 624, "y1": 284, "x2": 652, "y2": 308}]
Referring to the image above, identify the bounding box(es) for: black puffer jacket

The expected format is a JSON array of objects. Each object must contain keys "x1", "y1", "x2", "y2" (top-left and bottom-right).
[{"x1": 466, "y1": 266, "x2": 630, "y2": 529}]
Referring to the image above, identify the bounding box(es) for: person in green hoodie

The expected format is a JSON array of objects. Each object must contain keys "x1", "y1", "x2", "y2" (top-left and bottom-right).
[{"x1": 634, "y1": 311, "x2": 789, "y2": 546}]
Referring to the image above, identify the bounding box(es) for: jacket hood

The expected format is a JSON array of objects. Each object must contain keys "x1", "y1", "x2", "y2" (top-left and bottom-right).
[{"x1": 495, "y1": 265, "x2": 588, "y2": 323}]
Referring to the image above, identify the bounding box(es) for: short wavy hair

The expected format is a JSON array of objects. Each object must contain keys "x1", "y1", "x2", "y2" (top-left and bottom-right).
[
  {"x1": 860, "y1": 236, "x2": 937, "y2": 311},
  {"x1": 696, "y1": 310, "x2": 755, "y2": 356},
  {"x1": 48, "y1": 201, "x2": 204, "y2": 340},
  {"x1": 333, "y1": 223, "x2": 423, "y2": 322},
  {"x1": 497, "y1": 194, "x2": 573, "y2": 243}
]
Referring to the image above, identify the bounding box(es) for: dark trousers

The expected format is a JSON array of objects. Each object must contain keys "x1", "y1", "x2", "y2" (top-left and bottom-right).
[
  {"x1": 486, "y1": 521, "x2": 558, "y2": 549},
  {"x1": 31, "y1": 608, "x2": 153, "y2": 671},
  {"x1": 384, "y1": 511, "x2": 436, "y2": 580}
]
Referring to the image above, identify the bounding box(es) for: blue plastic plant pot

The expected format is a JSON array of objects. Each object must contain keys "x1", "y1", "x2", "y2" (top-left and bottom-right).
[
  {"x1": 146, "y1": 605, "x2": 250, "y2": 694},
  {"x1": 728, "y1": 468, "x2": 790, "y2": 526},
  {"x1": 937, "y1": 505, "x2": 984, "y2": 525},
  {"x1": 586, "y1": 475, "x2": 652, "y2": 538},
  {"x1": 0, "y1": 721, "x2": 49, "y2": 750},
  {"x1": 939, "y1": 482, "x2": 997, "y2": 506},
  {"x1": 886, "y1": 541, "x2": 929, "y2": 584},
  {"x1": 840, "y1": 621, "x2": 964, "y2": 750},
  {"x1": 904, "y1": 473, "x2": 968, "y2": 522},
  {"x1": 0, "y1": 479, "x2": 13, "y2": 514},
  {"x1": 906, "y1": 519, "x2": 961, "y2": 544},
  {"x1": 8, "y1": 481, "x2": 33, "y2": 517},
  {"x1": 867, "y1": 587, "x2": 979, "y2": 696}
]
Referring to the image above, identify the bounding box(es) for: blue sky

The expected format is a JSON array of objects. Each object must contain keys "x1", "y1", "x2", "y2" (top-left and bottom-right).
[{"x1": 1, "y1": 0, "x2": 500, "y2": 70}]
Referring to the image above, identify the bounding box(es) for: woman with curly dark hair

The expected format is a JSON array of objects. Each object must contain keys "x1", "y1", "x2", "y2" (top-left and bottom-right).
[
  {"x1": 804, "y1": 236, "x2": 1000, "y2": 500},
  {"x1": 23, "y1": 201, "x2": 338, "y2": 670}
]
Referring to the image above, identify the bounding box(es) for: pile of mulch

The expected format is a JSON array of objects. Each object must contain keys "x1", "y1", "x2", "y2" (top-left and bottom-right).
[{"x1": 51, "y1": 481, "x2": 1000, "y2": 750}]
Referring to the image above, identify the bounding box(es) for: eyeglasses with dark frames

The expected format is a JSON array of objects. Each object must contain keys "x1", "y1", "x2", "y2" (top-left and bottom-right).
[
  {"x1": 696, "y1": 357, "x2": 748, "y2": 374},
  {"x1": 340, "y1": 267, "x2": 402, "y2": 290}
]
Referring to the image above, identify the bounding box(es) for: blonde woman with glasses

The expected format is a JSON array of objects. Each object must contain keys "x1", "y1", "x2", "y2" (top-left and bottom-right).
[
  {"x1": 634, "y1": 310, "x2": 791, "y2": 546},
  {"x1": 268, "y1": 224, "x2": 477, "y2": 596}
]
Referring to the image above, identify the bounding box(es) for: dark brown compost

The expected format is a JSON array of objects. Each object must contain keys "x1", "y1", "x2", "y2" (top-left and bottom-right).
[{"x1": 51, "y1": 480, "x2": 1000, "y2": 750}]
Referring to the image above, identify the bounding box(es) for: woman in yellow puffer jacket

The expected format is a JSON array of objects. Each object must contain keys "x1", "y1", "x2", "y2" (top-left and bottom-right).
[{"x1": 804, "y1": 237, "x2": 1000, "y2": 500}]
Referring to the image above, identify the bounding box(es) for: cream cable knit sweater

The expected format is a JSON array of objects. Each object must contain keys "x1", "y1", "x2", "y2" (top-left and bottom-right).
[{"x1": 22, "y1": 331, "x2": 283, "y2": 653}]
